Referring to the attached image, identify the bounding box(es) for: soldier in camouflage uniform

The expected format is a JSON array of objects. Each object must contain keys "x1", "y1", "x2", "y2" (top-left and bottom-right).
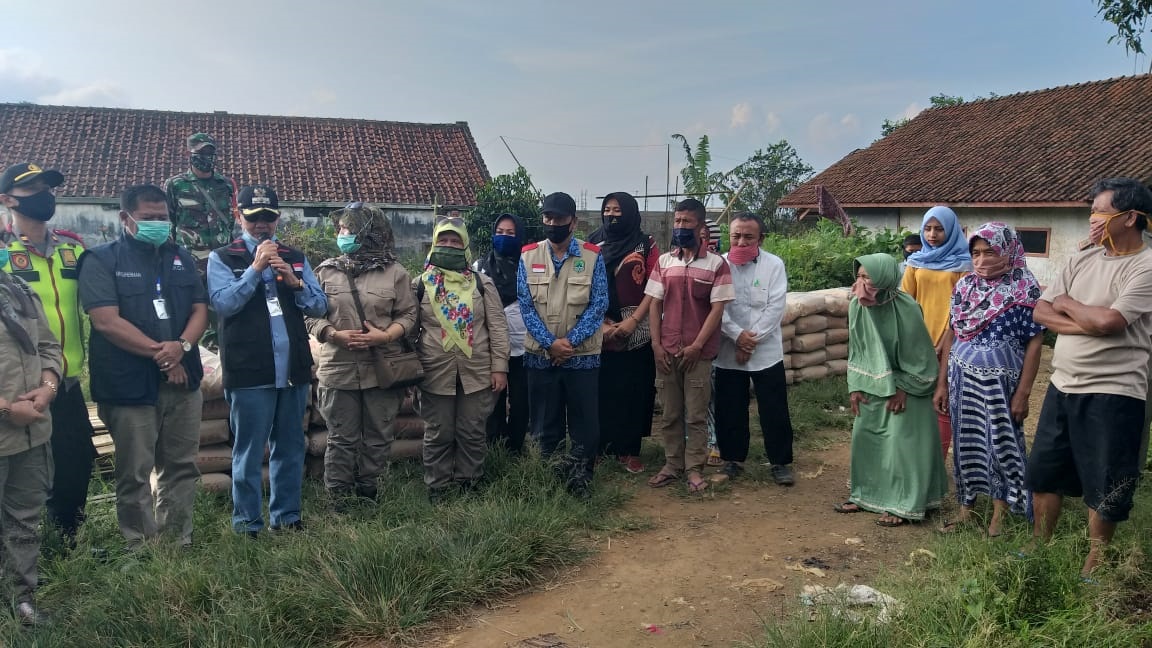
[{"x1": 164, "y1": 133, "x2": 238, "y2": 264}]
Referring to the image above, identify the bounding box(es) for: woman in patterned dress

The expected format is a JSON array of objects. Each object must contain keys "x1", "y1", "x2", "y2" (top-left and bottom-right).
[{"x1": 934, "y1": 222, "x2": 1045, "y2": 536}]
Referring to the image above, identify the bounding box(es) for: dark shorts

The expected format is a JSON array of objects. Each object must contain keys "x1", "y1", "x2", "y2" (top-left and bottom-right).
[{"x1": 1026, "y1": 384, "x2": 1144, "y2": 522}]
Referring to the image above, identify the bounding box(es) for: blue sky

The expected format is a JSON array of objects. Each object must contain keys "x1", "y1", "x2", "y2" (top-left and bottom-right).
[{"x1": 0, "y1": 0, "x2": 1144, "y2": 207}]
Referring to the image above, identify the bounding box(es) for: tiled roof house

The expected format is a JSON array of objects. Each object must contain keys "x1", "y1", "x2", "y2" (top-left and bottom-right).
[
  {"x1": 0, "y1": 103, "x2": 490, "y2": 250},
  {"x1": 779, "y1": 74, "x2": 1152, "y2": 284}
]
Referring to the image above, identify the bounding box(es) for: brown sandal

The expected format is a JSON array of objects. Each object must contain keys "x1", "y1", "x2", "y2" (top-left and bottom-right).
[{"x1": 647, "y1": 471, "x2": 680, "y2": 488}]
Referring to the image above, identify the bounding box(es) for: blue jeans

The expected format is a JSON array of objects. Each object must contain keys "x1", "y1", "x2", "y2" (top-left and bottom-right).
[{"x1": 226, "y1": 384, "x2": 308, "y2": 532}]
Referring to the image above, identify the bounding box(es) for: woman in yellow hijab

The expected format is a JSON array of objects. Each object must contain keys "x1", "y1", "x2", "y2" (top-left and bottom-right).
[{"x1": 415, "y1": 216, "x2": 511, "y2": 503}]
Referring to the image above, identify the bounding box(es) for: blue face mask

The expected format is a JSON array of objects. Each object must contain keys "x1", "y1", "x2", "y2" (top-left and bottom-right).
[
  {"x1": 337, "y1": 234, "x2": 361, "y2": 254},
  {"x1": 671, "y1": 227, "x2": 697, "y2": 249},
  {"x1": 130, "y1": 217, "x2": 171, "y2": 247},
  {"x1": 492, "y1": 234, "x2": 519, "y2": 256},
  {"x1": 0, "y1": 248, "x2": 9, "y2": 270}
]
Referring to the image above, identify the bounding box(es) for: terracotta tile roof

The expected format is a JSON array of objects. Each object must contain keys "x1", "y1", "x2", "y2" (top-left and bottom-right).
[
  {"x1": 0, "y1": 103, "x2": 490, "y2": 205},
  {"x1": 780, "y1": 75, "x2": 1152, "y2": 208}
]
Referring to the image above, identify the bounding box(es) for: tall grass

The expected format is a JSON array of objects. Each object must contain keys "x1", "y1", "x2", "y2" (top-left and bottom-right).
[
  {"x1": 746, "y1": 481, "x2": 1152, "y2": 647},
  {"x1": 5, "y1": 452, "x2": 631, "y2": 647}
]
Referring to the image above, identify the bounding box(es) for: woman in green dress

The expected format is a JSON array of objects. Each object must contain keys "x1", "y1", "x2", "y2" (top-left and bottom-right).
[{"x1": 833, "y1": 253, "x2": 948, "y2": 526}]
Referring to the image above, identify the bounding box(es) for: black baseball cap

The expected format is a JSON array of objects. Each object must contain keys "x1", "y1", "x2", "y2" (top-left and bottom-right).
[
  {"x1": 541, "y1": 192, "x2": 576, "y2": 219},
  {"x1": 0, "y1": 163, "x2": 64, "y2": 194},
  {"x1": 238, "y1": 184, "x2": 281, "y2": 215}
]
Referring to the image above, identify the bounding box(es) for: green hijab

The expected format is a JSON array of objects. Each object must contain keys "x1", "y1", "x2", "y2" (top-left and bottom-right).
[{"x1": 847, "y1": 253, "x2": 938, "y2": 398}]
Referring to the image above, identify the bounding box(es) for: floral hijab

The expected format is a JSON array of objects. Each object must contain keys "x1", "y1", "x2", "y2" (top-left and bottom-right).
[
  {"x1": 949, "y1": 222, "x2": 1041, "y2": 341},
  {"x1": 420, "y1": 218, "x2": 476, "y2": 357}
]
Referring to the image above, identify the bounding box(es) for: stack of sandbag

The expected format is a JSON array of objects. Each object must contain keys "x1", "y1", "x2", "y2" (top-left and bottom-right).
[
  {"x1": 303, "y1": 387, "x2": 425, "y2": 481},
  {"x1": 782, "y1": 288, "x2": 851, "y2": 385},
  {"x1": 197, "y1": 346, "x2": 233, "y2": 494}
]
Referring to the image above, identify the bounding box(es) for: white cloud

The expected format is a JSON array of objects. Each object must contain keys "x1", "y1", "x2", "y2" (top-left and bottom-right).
[
  {"x1": 764, "y1": 111, "x2": 781, "y2": 133},
  {"x1": 39, "y1": 82, "x2": 126, "y2": 107},
  {"x1": 730, "y1": 101, "x2": 753, "y2": 128},
  {"x1": 808, "y1": 112, "x2": 862, "y2": 148},
  {"x1": 0, "y1": 47, "x2": 126, "y2": 106},
  {"x1": 898, "y1": 102, "x2": 923, "y2": 120}
]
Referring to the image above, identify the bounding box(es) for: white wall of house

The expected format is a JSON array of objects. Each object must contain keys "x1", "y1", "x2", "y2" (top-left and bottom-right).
[{"x1": 847, "y1": 206, "x2": 1085, "y2": 287}]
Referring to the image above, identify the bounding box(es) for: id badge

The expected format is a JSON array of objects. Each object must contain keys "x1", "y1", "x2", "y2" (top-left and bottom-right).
[
  {"x1": 153, "y1": 298, "x2": 170, "y2": 320},
  {"x1": 266, "y1": 296, "x2": 283, "y2": 317}
]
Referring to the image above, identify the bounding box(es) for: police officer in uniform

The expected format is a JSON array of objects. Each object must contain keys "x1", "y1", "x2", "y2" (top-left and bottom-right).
[{"x1": 0, "y1": 162, "x2": 97, "y2": 543}]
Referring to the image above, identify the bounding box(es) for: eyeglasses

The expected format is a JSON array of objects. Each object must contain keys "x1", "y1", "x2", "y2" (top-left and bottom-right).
[
  {"x1": 435, "y1": 215, "x2": 464, "y2": 227},
  {"x1": 345, "y1": 201, "x2": 364, "y2": 210},
  {"x1": 242, "y1": 209, "x2": 280, "y2": 223}
]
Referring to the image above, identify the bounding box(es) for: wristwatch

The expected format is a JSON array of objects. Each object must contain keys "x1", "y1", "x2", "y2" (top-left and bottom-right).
[{"x1": 178, "y1": 338, "x2": 192, "y2": 353}]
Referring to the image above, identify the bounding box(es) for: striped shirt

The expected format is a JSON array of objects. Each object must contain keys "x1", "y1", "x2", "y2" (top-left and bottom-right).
[{"x1": 645, "y1": 249, "x2": 734, "y2": 359}]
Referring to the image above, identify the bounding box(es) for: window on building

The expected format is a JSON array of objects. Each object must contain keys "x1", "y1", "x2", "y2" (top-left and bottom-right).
[{"x1": 1016, "y1": 228, "x2": 1050, "y2": 257}]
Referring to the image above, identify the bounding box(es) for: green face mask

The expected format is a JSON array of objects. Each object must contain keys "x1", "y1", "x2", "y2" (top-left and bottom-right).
[
  {"x1": 131, "y1": 217, "x2": 172, "y2": 247},
  {"x1": 337, "y1": 234, "x2": 361, "y2": 254},
  {"x1": 428, "y1": 246, "x2": 468, "y2": 271}
]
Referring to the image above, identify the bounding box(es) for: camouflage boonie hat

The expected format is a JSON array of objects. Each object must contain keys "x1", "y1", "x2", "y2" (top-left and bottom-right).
[{"x1": 187, "y1": 133, "x2": 216, "y2": 152}]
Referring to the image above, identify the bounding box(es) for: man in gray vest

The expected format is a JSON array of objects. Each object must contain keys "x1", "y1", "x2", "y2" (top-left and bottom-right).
[{"x1": 517, "y1": 192, "x2": 608, "y2": 497}]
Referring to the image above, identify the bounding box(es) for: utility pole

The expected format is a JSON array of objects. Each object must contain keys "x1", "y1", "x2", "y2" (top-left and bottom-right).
[{"x1": 664, "y1": 143, "x2": 671, "y2": 220}]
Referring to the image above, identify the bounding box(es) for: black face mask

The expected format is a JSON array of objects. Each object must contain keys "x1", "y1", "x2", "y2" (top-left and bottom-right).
[
  {"x1": 190, "y1": 153, "x2": 216, "y2": 173},
  {"x1": 13, "y1": 190, "x2": 56, "y2": 222},
  {"x1": 543, "y1": 223, "x2": 571, "y2": 245},
  {"x1": 429, "y1": 246, "x2": 468, "y2": 271}
]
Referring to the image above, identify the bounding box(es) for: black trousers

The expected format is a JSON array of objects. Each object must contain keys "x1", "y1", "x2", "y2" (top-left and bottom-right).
[
  {"x1": 46, "y1": 381, "x2": 97, "y2": 538},
  {"x1": 486, "y1": 355, "x2": 529, "y2": 455},
  {"x1": 527, "y1": 366, "x2": 600, "y2": 483},
  {"x1": 713, "y1": 362, "x2": 794, "y2": 465},
  {"x1": 597, "y1": 345, "x2": 655, "y2": 457}
]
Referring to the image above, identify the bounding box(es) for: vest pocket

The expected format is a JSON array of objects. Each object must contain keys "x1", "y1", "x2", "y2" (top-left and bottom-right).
[
  {"x1": 527, "y1": 274, "x2": 550, "y2": 304},
  {"x1": 566, "y1": 275, "x2": 592, "y2": 305}
]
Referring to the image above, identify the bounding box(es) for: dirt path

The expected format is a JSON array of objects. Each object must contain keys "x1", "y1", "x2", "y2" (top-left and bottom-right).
[
  {"x1": 414, "y1": 350, "x2": 1056, "y2": 648},
  {"x1": 420, "y1": 439, "x2": 937, "y2": 648}
]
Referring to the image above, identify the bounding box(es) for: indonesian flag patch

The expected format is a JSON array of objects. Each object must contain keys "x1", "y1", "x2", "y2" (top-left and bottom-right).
[{"x1": 531, "y1": 263, "x2": 546, "y2": 273}]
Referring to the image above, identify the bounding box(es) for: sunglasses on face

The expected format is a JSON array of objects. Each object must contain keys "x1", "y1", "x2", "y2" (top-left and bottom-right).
[{"x1": 242, "y1": 209, "x2": 280, "y2": 223}]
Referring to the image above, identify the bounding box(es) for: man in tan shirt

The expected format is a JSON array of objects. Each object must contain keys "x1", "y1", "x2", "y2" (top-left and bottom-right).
[{"x1": 1030, "y1": 177, "x2": 1152, "y2": 576}]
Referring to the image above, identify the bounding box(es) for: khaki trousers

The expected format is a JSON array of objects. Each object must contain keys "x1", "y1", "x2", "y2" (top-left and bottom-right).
[
  {"x1": 318, "y1": 386, "x2": 402, "y2": 497},
  {"x1": 656, "y1": 356, "x2": 713, "y2": 474},
  {"x1": 0, "y1": 442, "x2": 50, "y2": 603},
  {"x1": 101, "y1": 383, "x2": 202, "y2": 548},
  {"x1": 420, "y1": 388, "x2": 495, "y2": 491}
]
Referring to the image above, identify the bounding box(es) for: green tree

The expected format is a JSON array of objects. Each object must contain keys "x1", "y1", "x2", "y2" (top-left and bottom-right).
[
  {"x1": 1097, "y1": 0, "x2": 1152, "y2": 58},
  {"x1": 671, "y1": 133, "x2": 730, "y2": 207},
  {"x1": 880, "y1": 93, "x2": 967, "y2": 137},
  {"x1": 727, "y1": 140, "x2": 814, "y2": 221},
  {"x1": 466, "y1": 167, "x2": 543, "y2": 257}
]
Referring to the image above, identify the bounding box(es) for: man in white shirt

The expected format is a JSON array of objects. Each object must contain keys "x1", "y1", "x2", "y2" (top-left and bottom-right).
[{"x1": 714, "y1": 213, "x2": 795, "y2": 485}]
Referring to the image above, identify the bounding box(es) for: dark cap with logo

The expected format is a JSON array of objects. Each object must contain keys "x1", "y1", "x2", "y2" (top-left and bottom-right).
[
  {"x1": 238, "y1": 185, "x2": 281, "y2": 215},
  {"x1": 187, "y1": 133, "x2": 216, "y2": 153},
  {"x1": 0, "y1": 163, "x2": 64, "y2": 194},
  {"x1": 541, "y1": 192, "x2": 577, "y2": 219}
]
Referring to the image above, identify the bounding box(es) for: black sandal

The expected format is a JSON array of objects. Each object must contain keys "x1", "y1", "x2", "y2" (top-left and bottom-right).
[{"x1": 833, "y1": 501, "x2": 863, "y2": 513}]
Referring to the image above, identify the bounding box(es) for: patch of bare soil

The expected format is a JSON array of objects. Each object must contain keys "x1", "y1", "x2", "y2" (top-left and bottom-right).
[{"x1": 415, "y1": 437, "x2": 940, "y2": 648}]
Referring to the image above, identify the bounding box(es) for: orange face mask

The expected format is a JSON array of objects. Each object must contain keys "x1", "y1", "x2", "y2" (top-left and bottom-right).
[{"x1": 1088, "y1": 210, "x2": 1148, "y2": 251}]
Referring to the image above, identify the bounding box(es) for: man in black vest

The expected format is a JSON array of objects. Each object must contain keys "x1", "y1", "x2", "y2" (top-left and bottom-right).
[
  {"x1": 207, "y1": 185, "x2": 326, "y2": 537},
  {"x1": 77, "y1": 184, "x2": 207, "y2": 550}
]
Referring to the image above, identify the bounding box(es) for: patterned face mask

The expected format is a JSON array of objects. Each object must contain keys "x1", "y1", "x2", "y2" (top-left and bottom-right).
[{"x1": 190, "y1": 153, "x2": 216, "y2": 173}]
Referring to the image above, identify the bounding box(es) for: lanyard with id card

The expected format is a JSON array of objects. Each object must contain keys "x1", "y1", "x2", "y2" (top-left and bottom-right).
[
  {"x1": 264, "y1": 274, "x2": 283, "y2": 318},
  {"x1": 153, "y1": 279, "x2": 170, "y2": 320}
]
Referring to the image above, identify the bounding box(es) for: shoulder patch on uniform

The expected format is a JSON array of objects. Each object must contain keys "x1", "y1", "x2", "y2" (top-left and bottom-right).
[
  {"x1": 9, "y1": 251, "x2": 31, "y2": 270},
  {"x1": 581, "y1": 241, "x2": 601, "y2": 253},
  {"x1": 52, "y1": 229, "x2": 86, "y2": 246},
  {"x1": 521, "y1": 242, "x2": 540, "y2": 252}
]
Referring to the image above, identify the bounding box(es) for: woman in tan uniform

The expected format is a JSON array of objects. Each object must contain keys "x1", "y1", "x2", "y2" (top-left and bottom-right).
[
  {"x1": 308, "y1": 203, "x2": 418, "y2": 508},
  {"x1": 415, "y1": 217, "x2": 509, "y2": 503}
]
